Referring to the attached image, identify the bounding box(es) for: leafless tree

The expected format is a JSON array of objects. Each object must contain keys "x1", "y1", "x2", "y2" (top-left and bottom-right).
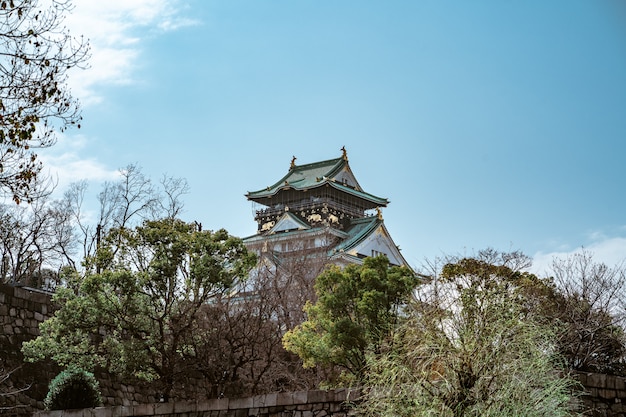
[
  {"x1": 186, "y1": 235, "x2": 336, "y2": 398},
  {"x1": 0, "y1": 196, "x2": 73, "y2": 288},
  {"x1": 547, "y1": 250, "x2": 626, "y2": 374},
  {"x1": 156, "y1": 174, "x2": 189, "y2": 220},
  {"x1": 62, "y1": 164, "x2": 189, "y2": 270}
]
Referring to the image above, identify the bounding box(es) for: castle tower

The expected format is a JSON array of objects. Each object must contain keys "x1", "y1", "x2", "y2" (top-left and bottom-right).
[{"x1": 243, "y1": 148, "x2": 409, "y2": 268}]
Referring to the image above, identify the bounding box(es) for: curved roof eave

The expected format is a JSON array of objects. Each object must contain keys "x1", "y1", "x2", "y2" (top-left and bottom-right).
[
  {"x1": 331, "y1": 216, "x2": 382, "y2": 254},
  {"x1": 246, "y1": 157, "x2": 345, "y2": 198},
  {"x1": 246, "y1": 178, "x2": 388, "y2": 206},
  {"x1": 243, "y1": 225, "x2": 348, "y2": 244}
]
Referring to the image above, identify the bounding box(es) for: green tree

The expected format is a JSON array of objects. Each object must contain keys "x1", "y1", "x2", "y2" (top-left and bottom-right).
[
  {"x1": 358, "y1": 253, "x2": 580, "y2": 417},
  {"x1": 282, "y1": 255, "x2": 418, "y2": 384},
  {"x1": 0, "y1": 0, "x2": 89, "y2": 203},
  {"x1": 22, "y1": 218, "x2": 256, "y2": 400}
]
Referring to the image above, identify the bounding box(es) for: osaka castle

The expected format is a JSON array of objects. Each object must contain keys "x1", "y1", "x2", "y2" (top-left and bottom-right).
[{"x1": 243, "y1": 148, "x2": 410, "y2": 268}]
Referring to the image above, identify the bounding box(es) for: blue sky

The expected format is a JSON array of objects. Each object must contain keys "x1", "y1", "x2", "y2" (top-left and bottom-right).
[{"x1": 40, "y1": 1, "x2": 626, "y2": 273}]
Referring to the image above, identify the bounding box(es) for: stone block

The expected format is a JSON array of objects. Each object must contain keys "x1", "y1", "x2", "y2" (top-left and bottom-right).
[
  {"x1": 232, "y1": 409, "x2": 248, "y2": 417},
  {"x1": 132, "y1": 403, "x2": 155, "y2": 415},
  {"x1": 313, "y1": 402, "x2": 327, "y2": 411},
  {"x1": 306, "y1": 390, "x2": 330, "y2": 404},
  {"x1": 328, "y1": 403, "x2": 342, "y2": 412},
  {"x1": 199, "y1": 397, "x2": 229, "y2": 411},
  {"x1": 31, "y1": 291, "x2": 51, "y2": 305},
  {"x1": 89, "y1": 406, "x2": 114, "y2": 417},
  {"x1": 154, "y1": 401, "x2": 176, "y2": 414},
  {"x1": 228, "y1": 396, "x2": 253, "y2": 409},
  {"x1": 605, "y1": 375, "x2": 618, "y2": 390},
  {"x1": 254, "y1": 393, "x2": 277, "y2": 407},
  {"x1": 587, "y1": 373, "x2": 607, "y2": 389},
  {"x1": 64, "y1": 409, "x2": 89, "y2": 417},
  {"x1": 599, "y1": 388, "x2": 617, "y2": 400},
  {"x1": 292, "y1": 390, "x2": 308, "y2": 405},
  {"x1": 173, "y1": 401, "x2": 199, "y2": 413},
  {"x1": 275, "y1": 392, "x2": 295, "y2": 406},
  {"x1": 106, "y1": 406, "x2": 133, "y2": 417}
]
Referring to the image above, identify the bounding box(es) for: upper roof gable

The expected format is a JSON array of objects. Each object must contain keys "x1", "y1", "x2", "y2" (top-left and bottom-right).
[
  {"x1": 245, "y1": 150, "x2": 388, "y2": 206},
  {"x1": 247, "y1": 156, "x2": 345, "y2": 197}
]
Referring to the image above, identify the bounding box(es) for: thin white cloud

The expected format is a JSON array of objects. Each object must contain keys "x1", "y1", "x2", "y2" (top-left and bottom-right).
[
  {"x1": 39, "y1": 134, "x2": 120, "y2": 193},
  {"x1": 65, "y1": 0, "x2": 199, "y2": 104},
  {"x1": 532, "y1": 233, "x2": 626, "y2": 277},
  {"x1": 36, "y1": 1, "x2": 200, "y2": 194}
]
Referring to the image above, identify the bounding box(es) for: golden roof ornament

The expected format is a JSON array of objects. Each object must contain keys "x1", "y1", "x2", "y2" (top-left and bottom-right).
[
  {"x1": 341, "y1": 146, "x2": 348, "y2": 161},
  {"x1": 290, "y1": 155, "x2": 297, "y2": 169}
]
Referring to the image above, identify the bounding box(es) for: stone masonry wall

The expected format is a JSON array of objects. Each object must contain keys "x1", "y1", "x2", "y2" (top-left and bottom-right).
[
  {"x1": 32, "y1": 389, "x2": 360, "y2": 417},
  {"x1": 0, "y1": 284, "x2": 161, "y2": 416},
  {"x1": 576, "y1": 372, "x2": 626, "y2": 417},
  {"x1": 0, "y1": 283, "x2": 59, "y2": 415}
]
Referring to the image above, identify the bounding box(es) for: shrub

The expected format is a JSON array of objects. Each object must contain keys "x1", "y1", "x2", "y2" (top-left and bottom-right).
[{"x1": 44, "y1": 367, "x2": 102, "y2": 410}]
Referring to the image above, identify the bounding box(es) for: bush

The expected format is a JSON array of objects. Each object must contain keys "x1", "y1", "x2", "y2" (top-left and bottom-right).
[{"x1": 44, "y1": 367, "x2": 102, "y2": 410}]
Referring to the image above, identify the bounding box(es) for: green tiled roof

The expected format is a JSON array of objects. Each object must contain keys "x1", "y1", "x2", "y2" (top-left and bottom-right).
[
  {"x1": 246, "y1": 156, "x2": 388, "y2": 206},
  {"x1": 331, "y1": 216, "x2": 382, "y2": 254},
  {"x1": 242, "y1": 225, "x2": 348, "y2": 245},
  {"x1": 246, "y1": 157, "x2": 344, "y2": 197},
  {"x1": 328, "y1": 182, "x2": 388, "y2": 206}
]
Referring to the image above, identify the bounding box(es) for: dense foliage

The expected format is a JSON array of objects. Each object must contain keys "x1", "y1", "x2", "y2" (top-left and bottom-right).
[
  {"x1": 44, "y1": 367, "x2": 102, "y2": 410},
  {"x1": 358, "y1": 254, "x2": 580, "y2": 417},
  {"x1": 283, "y1": 255, "x2": 418, "y2": 383},
  {"x1": 23, "y1": 218, "x2": 256, "y2": 400}
]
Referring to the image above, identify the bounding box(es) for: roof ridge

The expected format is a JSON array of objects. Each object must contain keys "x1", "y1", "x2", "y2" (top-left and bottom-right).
[{"x1": 290, "y1": 156, "x2": 344, "y2": 171}]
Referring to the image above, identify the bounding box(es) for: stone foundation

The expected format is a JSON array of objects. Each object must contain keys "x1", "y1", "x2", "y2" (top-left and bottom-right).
[{"x1": 32, "y1": 389, "x2": 360, "y2": 417}]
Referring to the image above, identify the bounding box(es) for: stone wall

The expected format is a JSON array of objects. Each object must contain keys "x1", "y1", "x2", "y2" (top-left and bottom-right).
[
  {"x1": 0, "y1": 283, "x2": 59, "y2": 415},
  {"x1": 0, "y1": 284, "x2": 161, "y2": 416},
  {"x1": 32, "y1": 389, "x2": 360, "y2": 417},
  {"x1": 0, "y1": 284, "x2": 51, "y2": 340},
  {"x1": 576, "y1": 372, "x2": 626, "y2": 417}
]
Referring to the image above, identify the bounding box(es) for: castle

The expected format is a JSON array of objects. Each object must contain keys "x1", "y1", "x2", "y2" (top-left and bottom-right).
[{"x1": 243, "y1": 148, "x2": 409, "y2": 269}]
